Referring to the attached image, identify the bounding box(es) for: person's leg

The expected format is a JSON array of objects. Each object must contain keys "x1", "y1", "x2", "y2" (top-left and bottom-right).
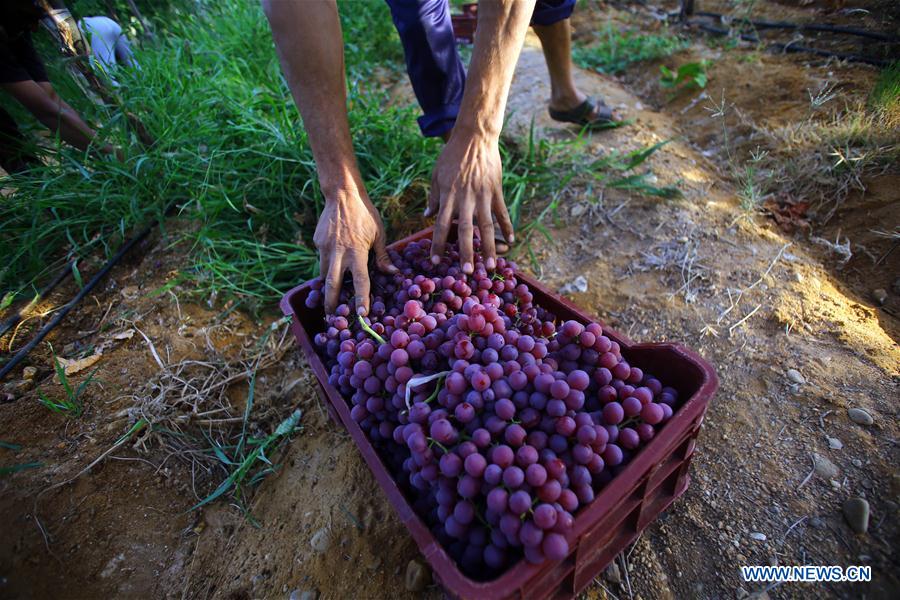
[
  {"x1": 532, "y1": 19, "x2": 583, "y2": 113},
  {"x1": 384, "y1": 0, "x2": 465, "y2": 139},
  {"x1": 0, "y1": 106, "x2": 39, "y2": 175},
  {"x1": 531, "y1": 0, "x2": 612, "y2": 122}
]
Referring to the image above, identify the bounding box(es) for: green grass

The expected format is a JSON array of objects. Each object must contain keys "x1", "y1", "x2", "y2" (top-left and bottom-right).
[
  {"x1": 573, "y1": 25, "x2": 689, "y2": 75},
  {"x1": 37, "y1": 346, "x2": 99, "y2": 418},
  {"x1": 869, "y1": 61, "x2": 899, "y2": 127}
]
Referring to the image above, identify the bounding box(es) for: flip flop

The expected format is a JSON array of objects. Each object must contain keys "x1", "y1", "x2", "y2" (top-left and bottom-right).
[{"x1": 548, "y1": 96, "x2": 615, "y2": 127}]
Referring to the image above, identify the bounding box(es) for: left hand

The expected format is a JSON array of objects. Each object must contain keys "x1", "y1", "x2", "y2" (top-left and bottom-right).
[{"x1": 426, "y1": 132, "x2": 514, "y2": 273}]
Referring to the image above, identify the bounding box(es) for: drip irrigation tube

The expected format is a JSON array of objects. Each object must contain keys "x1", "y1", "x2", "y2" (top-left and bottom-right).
[
  {"x1": 692, "y1": 22, "x2": 892, "y2": 67},
  {"x1": 0, "y1": 261, "x2": 74, "y2": 340},
  {"x1": 694, "y1": 11, "x2": 899, "y2": 43},
  {"x1": 0, "y1": 205, "x2": 174, "y2": 385}
]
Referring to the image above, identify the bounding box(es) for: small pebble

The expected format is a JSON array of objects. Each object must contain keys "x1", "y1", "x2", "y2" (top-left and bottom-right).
[
  {"x1": 852, "y1": 459, "x2": 862, "y2": 468},
  {"x1": 843, "y1": 497, "x2": 870, "y2": 534},
  {"x1": 812, "y1": 453, "x2": 840, "y2": 480},
  {"x1": 809, "y1": 517, "x2": 825, "y2": 529},
  {"x1": 871, "y1": 288, "x2": 887, "y2": 305},
  {"x1": 786, "y1": 369, "x2": 805, "y2": 385},
  {"x1": 748, "y1": 532, "x2": 766, "y2": 541},
  {"x1": 848, "y1": 408, "x2": 874, "y2": 426},
  {"x1": 405, "y1": 560, "x2": 430, "y2": 592},
  {"x1": 560, "y1": 276, "x2": 588, "y2": 295},
  {"x1": 22, "y1": 366, "x2": 37, "y2": 380},
  {"x1": 310, "y1": 528, "x2": 330, "y2": 553},
  {"x1": 827, "y1": 437, "x2": 843, "y2": 450}
]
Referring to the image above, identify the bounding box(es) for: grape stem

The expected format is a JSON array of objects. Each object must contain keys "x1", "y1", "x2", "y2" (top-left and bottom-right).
[
  {"x1": 404, "y1": 370, "x2": 452, "y2": 411},
  {"x1": 424, "y1": 376, "x2": 446, "y2": 405},
  {"x1": 357, "y1": 314, "x2": 387, "y2": 345},
  {"x1": 428, "y1": 437, "x2": 449, "y2": 453}
]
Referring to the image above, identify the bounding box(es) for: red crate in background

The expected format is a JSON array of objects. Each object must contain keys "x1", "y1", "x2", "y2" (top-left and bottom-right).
[
  {"x1": 451, "y1": 3, "x2": 478, "y2": 43},
  {"x1": 280, "y1": 225, "x2": 718, "y2": 599}
]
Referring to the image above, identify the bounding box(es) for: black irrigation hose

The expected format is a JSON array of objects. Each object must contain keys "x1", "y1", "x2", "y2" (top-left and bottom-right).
[
  {"x1": 692, "y1": 21, "x2": 892, "y2": 67},
  {"x1": 0, "y1": 261, "x2": 74, "y2": 340},
  {"x1": 0, "y1": 206, "x2": 173, "y2": 385},
  {"x1": 695, "y1": 11, "x2": 899, "y2": 43}
]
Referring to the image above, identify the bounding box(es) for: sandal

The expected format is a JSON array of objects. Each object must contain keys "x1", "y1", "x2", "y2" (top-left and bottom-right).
[{"x1": 549, "y1": 96, "x2": 615, "y2": 127}]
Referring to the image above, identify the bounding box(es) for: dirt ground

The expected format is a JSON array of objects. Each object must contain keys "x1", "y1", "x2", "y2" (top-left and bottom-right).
[{"x1": 1, "y1": 2, "x2": 897, "y2": 599}]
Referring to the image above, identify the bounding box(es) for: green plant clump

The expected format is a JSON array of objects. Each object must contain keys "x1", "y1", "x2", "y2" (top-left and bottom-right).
[
  {"x1": 660, "y1": 60, "x2": 709, "y2": 96},
  {"x1": 37, "y1": 347, "x2": 99, "y2": 418},
  {"x1": 869, "y1": 61, "x2": 899, "y2": 127},
  {"x1": 573, "y1": 25, "x2": 689, "y2": 74}
]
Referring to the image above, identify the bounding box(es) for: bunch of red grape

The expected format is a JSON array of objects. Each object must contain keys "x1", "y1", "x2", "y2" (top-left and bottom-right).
[{"x1": 307, "y1": 238, "x2": 678, "y2": 579}]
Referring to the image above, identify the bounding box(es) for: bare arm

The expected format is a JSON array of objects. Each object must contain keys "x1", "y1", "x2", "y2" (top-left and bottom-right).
[
  {"x1": 2, "y1": 80, "x2": 114, "y2": 155},
  {"x1": 428, "y1": 0, "x2": 536, "y2": 271},
  {"x1": 261, "y1": 0, "x2": 395, "y2": 315}
]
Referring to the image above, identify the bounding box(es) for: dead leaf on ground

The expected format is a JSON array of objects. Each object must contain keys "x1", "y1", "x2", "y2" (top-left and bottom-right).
[
  {"x1": 763, "y1": 193, "x2": 811, "y2": 233},
  {"x1": 54, "y1": 354, "x2": 102, "y2": 377},
  {"x1": 112, "y1": 329, "x2": 135, "y2": 340}
]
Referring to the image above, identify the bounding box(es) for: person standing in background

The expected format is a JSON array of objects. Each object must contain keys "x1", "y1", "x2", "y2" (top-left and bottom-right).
[{"x1": 386, "y1": 0, "x2": 616, "y2": 141}]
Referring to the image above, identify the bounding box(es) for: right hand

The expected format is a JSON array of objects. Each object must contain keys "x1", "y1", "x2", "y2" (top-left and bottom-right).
[
  {"x1": 426, "y1": 131, "x2": 514, "y2": 273},
  {"x1": 314, "y1": 185, "x2": 397, "y2": 316}
]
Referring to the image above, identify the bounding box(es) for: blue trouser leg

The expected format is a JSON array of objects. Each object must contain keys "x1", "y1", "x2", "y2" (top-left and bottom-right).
[
  {"x1": 386, "y1": 0, "x2": 577, "y2": 138},
  {"x1": 384, "y1": 0, "x2": 465, "y2": 138},
  {"x1": 531, "y1": 0, "x2": 576, "y2": 27}
]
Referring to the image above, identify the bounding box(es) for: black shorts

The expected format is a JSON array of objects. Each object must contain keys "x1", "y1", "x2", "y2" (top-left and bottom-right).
[{"x1": 0, "y1": 30, "x2": 49, "y2": 83}]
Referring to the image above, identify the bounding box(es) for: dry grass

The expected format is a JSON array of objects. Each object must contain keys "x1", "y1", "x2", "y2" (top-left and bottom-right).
[{"x1": 117, "y1": 317, "x2": 298, "y2": 508}]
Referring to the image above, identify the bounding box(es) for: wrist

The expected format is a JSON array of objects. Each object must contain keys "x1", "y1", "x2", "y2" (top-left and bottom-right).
[
  {"x1": 452, "y1": 116, "x2": 502, "y2": 144},
  {"x1": 448, "y1": 121, "x2": 500, "y2": 150},
  {"x1": 319, "y1": 167, "x2": 365, "y2": 204}
]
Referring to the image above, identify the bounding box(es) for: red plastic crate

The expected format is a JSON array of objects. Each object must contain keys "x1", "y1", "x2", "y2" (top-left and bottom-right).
[
  {"x1": 280, "y1": 226, "x2": 718, "y2": 599},
  {"x1": 451, "y1": 3, "x2": 478, "y2": 43}
]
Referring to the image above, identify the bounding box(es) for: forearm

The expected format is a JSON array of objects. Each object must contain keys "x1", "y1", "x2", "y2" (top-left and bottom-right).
[
  {"x1": 40, "y1": 107, "x2": 98, "y2": 151},
  {"x1": 261, "y1": 0, "x2": 361, "y2": 198},
  {"x1": 454, "y1": 0, "x2": 536, "y2": 140}
]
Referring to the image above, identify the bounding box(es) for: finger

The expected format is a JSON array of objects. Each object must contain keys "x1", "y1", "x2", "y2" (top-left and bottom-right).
[
  {"x1": 350, "y1": 251, "x2": 371, "y2": 317},
  {"x1": 477, "y1": 201, "x2": 497, "y2": 270},
  {"x1": 318, "y1": 248, "x2": 330, "y2": 283},
  {"x1": 424, "y1": 175, "x2": 440, "y2": 218},
  {"x1": 495, "y1": 240, "x2": 510, "y2": 254},
  {"x1": 457, "y1": 196, "x2": 475, "y2": 274},
  {"x1": 493, "y1": 193, "x2": 515, "y2": 246},
  {"x1": 323, "y1": 250, "x2": 345, "y2": 314},
  {"x1": 374, "y1": 225, "x2": 399, "y2": 274},
  {"x1": 431, "y1": 194, "x2": 454, "y2": 265}
]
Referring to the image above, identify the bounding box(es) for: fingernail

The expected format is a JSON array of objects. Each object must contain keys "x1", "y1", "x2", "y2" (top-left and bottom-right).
[
  {"x1": 485, "y1": 257, "x2": 496, "y2": 270},
  {"x1": 431, "y1": 255, "x2": 441, "y2": 265},
  {"x1": 508, "y1": 233, "x2": 515, "y2": 244},
  {"x1": 356, "y1": 305, "x2": 367, "y2": 316},
  {"x1": 463, "y1": 262, "x2": 473, "y2": 273},
  {"x1": 423, "y1": 206, "x2": 432, "y2": 217}
]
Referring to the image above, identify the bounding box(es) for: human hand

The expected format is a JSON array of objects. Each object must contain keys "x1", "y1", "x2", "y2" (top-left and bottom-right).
[
  {"x1": 315, "y1": 185, "x2": 397, "y2": 315},
  {"x1": 426, "y1": 132, "x2": 514, "y2": 273}
]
